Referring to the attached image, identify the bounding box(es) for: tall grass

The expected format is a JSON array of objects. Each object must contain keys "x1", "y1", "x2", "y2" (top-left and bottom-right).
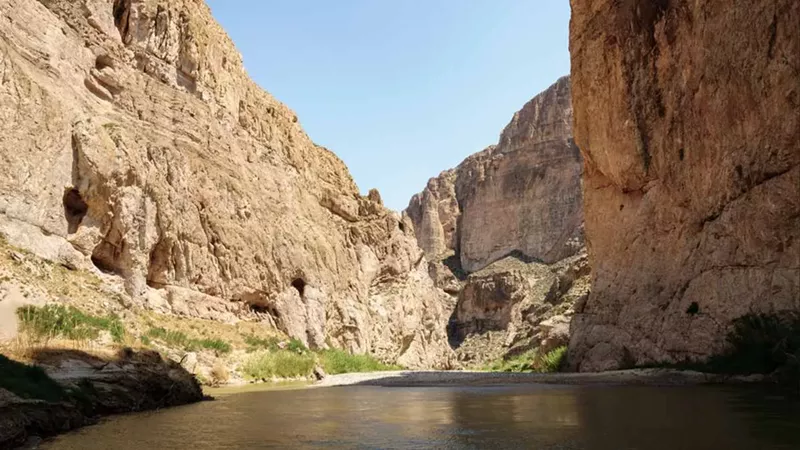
[
  {"x1": 319, "y1": 349, "x2": 401, "y2": 375},
  {"x1": 242, "y1": 350, "x2": 316, "y2": 380},
  {"x1": 16, "y1": 304, "x2": 126, "y2": 345},
  {"x1": 146, "y1": 327, "x2": 231, "y2": 354},
  {"x1": 243, "y1": 335, "x2": 281, "y2": 352},
  {"x1": 538, "y1": 346, "x2": 568, "y2": 373}
]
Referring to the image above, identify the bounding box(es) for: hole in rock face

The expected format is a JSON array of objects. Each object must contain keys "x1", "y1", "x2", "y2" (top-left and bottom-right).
[
  {"x1": 90, "y1": 237, "x2": 125, "y2": 276},
  {"x1": 91, "y1": 252, "x2": 118, "y2": 274},
  {"x1": 679, "y1": 148, "x2": 685, "y2": 161},
  {"x1": 112, "y1": 0, "x2": 131, "y2": 41},
  {"x1": 291, "y1": 278, "x2": 307, "y2": 297},
  {"x1": 398, "y1": 221, "x2": 406, "y2": 232},
  {"x1": 686, "y1": 302, "x2": 700, "y2": 315},
  {"x1": 63, "y1": 188, "x2": 88, "y2": 234},
  {"x1": 249, "y1": 303, "x2": 280, "y2": 320}
]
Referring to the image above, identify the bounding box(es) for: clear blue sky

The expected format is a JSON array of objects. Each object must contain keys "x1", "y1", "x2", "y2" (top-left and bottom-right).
[{"x1": 207, "y1": 1, "x2": 571, "y2": 211}]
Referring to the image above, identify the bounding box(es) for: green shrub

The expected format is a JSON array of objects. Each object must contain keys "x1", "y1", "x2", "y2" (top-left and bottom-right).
[
  {"x1": 536, "y1": 346, "x2": 568, "y2": 373},
  {"x1": 17, "y1": 304, "x2": 126, "y2": 344},
  {"x1": 486, "y1": 346, "x2": 568, "y2": 374},
  {"x1": 319, "y1": 349, "x2": 401, "y2": 375},
  {"x1": 196, "y1": 338, "x2": 232, "y2": 354},
  {"x1": 0, "y1": 353, "x2": 66, "y2": 402},
  {"x1": 146, "y1": 327, "x2": 231, "y2": 354},
  {"x1": 708, "y1": 313, "x2": 800, "y2": 379},
  {"x1": 243, "y1": 335, "x2": 281, "y2": 352},
  {"x1": 640, "y1": 312, "x2": 800, "y2": 392},
  {"x1": 146, "y1": 327, "x2": 193, "y2": 349},
  {"x1": 286, "y1": 338, "x2": 308, "y2": 354},
  {"x1": 242, "y1": 350, "x2": 316, "y2": 380},
  {"x1": 486, "y1": 350, "x2": 536, "y2": 373}
]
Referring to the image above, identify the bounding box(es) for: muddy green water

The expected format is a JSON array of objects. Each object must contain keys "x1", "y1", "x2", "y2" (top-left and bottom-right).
[{"x1": 43, "y1": 384, "x2": 800, "y2": 449}]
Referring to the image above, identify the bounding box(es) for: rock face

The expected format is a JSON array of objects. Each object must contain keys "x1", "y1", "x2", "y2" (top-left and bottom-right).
[
  {"x1": 407, "y1": 77, "x2": 584, "y2": 273},
  {"x1": 0, "y1": 0, "x2": 453, "y2": 368},
  {"x1": 405, "y1": 78, "x2": 588, "y2": 365},
  {"x1": 450, "y1": 254, "x2": 590, "y2": 365},
  {"x1": 0, "y1": 349, "x2": 203, "y2": 448},
  {"x1": 568, "y1": 0, "x2": 800, "y2": 371}
]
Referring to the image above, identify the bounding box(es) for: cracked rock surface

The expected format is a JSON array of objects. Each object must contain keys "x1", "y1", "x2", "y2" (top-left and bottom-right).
[
  {"x1": 0, "y1": 0, "x2": 454, "y2": 369},
  {"x1": 567, "y1": 0, "x2": 800, "y2": 371}
]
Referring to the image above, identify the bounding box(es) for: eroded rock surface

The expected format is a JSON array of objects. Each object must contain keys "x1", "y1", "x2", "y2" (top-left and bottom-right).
[
  {"x1": 0, "y1": 0, "x2": 453, "y2": 368},
  {"x1": 406, "y1": 77, "x2": 584, "y2": 273},
  {"x1": 568, "y1": 0, "x2": 800, "y2": 371},
  {"x1": 405, "y1": 78, "x2": 587, "y2": 365}
]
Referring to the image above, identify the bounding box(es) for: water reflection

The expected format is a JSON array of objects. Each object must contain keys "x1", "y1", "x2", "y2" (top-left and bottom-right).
[{"x1": 43, "y1": 384, "x2": 800, "y2": 449}]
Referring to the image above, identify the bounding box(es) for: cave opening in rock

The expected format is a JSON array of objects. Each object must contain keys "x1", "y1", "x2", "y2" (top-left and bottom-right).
[
  {"x1": 398, "y1": 221, "x2": 406, "y2": 232},
  {"x1": 91, "y1": 239, "x2": 124, "y2": 276},
  {"x1": 686, "y1": 302, "x2": 700, "y2": 315},
  {"x1": 63, "y1": 188, "x2": 88, "y2": 234},
  {"x1": 291, "y1": 278, "x2": 306, "y2": 297},
  {"x1": 112, "y1": 0, "x2": 131, "y2": 41}
]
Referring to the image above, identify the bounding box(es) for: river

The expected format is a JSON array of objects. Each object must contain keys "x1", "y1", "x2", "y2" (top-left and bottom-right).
[{"x1": 42, "y1": 383, "x2": 800, "y2": 449}]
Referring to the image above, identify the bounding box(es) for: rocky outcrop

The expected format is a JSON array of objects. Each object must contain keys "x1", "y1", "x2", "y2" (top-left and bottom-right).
[
  {"x1": 0, "y1": 349, "x2": 203, "y2": 448},
  {"x1": 450, "y1": 254, "x2": 590, "y2": 366},
  {"x1": 405, "y1": 78, "x2": 587, "y2": 365},
  {"x1": 0, "y1": 0, "x2": 453, "y2": 368},
  {"x1": 568, "y1": 0, "x2": 800, "y2": 371}
]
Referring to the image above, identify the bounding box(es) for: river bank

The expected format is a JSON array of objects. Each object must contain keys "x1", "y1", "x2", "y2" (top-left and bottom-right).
[
  {"x1": 0, "y1": 349, "x2": 203, "y2": 449},
  {"x1": 316, "y1": 368, "x2": 765, "y2": 388}
]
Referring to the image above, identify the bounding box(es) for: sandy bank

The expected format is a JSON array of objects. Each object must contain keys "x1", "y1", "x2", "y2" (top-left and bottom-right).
[{"x1": 316, "y1": 369, "x2": 765, "y2": 388}]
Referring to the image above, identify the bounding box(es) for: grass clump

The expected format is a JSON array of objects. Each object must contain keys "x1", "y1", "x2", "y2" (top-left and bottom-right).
[
  {"x1": 244, "y1": 335, "x2": 281, "y2": 352},
  {"x1": 0, "y1": 353, "x2": 66, "y2": 402},
  {"x1": 242, "y1": 350, "x2": 316, "y2": 380},
  {"x1": 17, "y1": 304, "x2": 126, "y2": 344},
  {"x1": 286, "y1": 338, "x2": 308, "y2": 353},
  {"x1": 146, "y1": 327, "x2": 231, "y2": 354},
  {"x1": 538, "y1": 346, "x2": 568, "y2": 373},
  {"x1": 486, "y1": 346, "x2": 568, "y2": 373},
  {"x1": 319, "y1": 349, "x2": 401, "y2": 375}
]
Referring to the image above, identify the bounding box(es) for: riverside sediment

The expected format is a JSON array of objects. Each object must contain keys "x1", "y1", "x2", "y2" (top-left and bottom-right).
[{"x1": 316, "y1": 369, "x2": 764, "y2": 388}]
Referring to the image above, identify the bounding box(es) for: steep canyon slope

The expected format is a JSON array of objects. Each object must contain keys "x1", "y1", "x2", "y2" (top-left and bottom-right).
[
  {"x1": 568, "y1": 0, "x2": 800, "y2": 371},
  {"x1": 405, "y1": 78, "x2": 589, "y2": 365},
  {"x1": 0, "y1": 0, "x2": 453, "y2": 368}
]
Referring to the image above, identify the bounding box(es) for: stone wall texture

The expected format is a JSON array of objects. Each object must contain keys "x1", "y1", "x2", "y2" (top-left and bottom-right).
[
  {"x1": 0, "y1": 0, "x2": 455, "y2": 368},
  {"x1": 568, "y1": 0, "x2": 800, "y2": 371}
]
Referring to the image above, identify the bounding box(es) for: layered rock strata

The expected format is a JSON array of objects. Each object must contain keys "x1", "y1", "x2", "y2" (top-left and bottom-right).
[
  {"x1": 0, "y1": 0, "x2": 453, "y2": 368},
  {"x1": 405, "y1": 78, "x2": 587, "y2": 364}
]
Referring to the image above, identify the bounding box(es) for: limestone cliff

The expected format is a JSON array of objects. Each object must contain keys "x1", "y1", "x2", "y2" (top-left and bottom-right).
[
  {"x1": 406, "y1": 77, "x2": 584, "y2": 273},
  {"x1": 568, "y1": 0, "x2": 800, "y2": 371},
  {"x1": 405, "y1": 78, "x2": 588, "y2": 365},
  {"x1": 0, "y1": 0, "x2": 453, "y2": 368}
]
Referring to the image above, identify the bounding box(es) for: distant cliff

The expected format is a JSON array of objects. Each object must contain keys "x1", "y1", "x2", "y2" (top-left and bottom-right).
[
  {"x1": 405, "y1": 78, "x2": 588, "y2": 365},
  {"x1": 406, "y1": 76, "x2": 584, "y2": 272}
]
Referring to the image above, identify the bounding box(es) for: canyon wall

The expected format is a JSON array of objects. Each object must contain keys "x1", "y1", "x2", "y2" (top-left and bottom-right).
[
  {"x1": 0, "y1": 0, "x2": 453, "y2": 368},
  {"x1": 568, "y1": 0, "x2": 800, "y2": 371},
  {"x1": 405, "y1": 78, "x2": 588, "y2": 365},
  {"x1": 406, "y1": 76, "x2": 584, "y2": 272}
]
